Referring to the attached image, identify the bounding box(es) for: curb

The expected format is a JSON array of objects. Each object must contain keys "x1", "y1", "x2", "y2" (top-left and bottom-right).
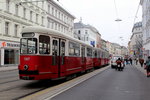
[{"x1": 0, "y1": 67, "x2": 18, "y2": 72}]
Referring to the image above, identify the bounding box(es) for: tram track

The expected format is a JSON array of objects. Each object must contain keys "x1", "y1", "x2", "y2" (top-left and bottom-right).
[
  {"x1": 0, "y1": 70, "x2": 60, "y2": 99},
  {"x1": 0, "y1": 75, "x2": 66, "y2": 100},
  {"x1": 0, "y1": 79, "x2": 19, "y2": 85},
  {"x1": 0, "y1": 75, "x2": 18, "y2": 79},
  {"x1": 0, "y1": 66, "x2": 109, "y2": 100}
]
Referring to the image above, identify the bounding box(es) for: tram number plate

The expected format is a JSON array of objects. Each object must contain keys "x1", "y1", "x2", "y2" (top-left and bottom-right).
[{"x1": 22, "y1": 76, "x2": 29, "y2": 80}]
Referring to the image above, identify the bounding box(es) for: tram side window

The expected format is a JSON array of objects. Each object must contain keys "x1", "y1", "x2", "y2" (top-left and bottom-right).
[
  {"x1": 99, "y1": 51, "x2": 102, "y2": 58},
  {"x1": 61, "y1": 41, "x2": 65, "y2": 56},
  {"x1": 20, "y1": 38, "x2": 37, "y2": 54},
  {"x1": 87, "y1": 48, "x2": 92, "y2": 57},
  {"x1": 39, "y1": 35, "x2": 50, "y2": 54},
  {"x1": 69, "y1": 42, "x2": 80, "y2": 56},
  {"x1": 52, "y1": 40, "x2": 58, "y2": 56},
  {"x1": 101, "y1": 52, "x2": 104, "y2": 58},
  {"x1": 97, "y1": 51, "x2": 100, "y2": 58},
  {"x1": 93, "y1": 50, "x2": 97, "y2": 58}
]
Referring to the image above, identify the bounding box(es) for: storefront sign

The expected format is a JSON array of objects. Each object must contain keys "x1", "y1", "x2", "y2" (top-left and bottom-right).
[{"x1": 0, "y1": 41, "x2": 20, "y2": 48}]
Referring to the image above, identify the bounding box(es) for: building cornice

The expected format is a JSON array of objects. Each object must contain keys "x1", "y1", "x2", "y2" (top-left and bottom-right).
[
  {"x1": 47, "y1": 0, "x2": 75, "y2": 19},
  {"x1": 0, "y1": 10, "x2": 38, "y2": 26}
]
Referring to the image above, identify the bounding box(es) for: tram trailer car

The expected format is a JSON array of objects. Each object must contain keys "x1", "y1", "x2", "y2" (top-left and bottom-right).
[{"x1": 18, "y1": 26, "x2": 109, "y2": 80}]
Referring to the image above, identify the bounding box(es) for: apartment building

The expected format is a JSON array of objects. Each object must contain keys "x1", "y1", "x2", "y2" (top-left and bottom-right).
[
  {"x1": 74, "y1": 21, "x2": 101, "y2": 48},
  {"x1": 129, "y1": 22, "x2": 142, "y2": 58}
]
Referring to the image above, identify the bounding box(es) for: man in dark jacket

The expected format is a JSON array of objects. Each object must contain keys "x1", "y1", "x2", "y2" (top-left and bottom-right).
[{"x1": 116, "y1": 58, "x2": 122, "y2": 71}]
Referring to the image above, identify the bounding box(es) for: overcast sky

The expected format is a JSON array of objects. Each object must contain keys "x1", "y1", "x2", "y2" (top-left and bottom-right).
[{"x1": 55, "y1": 0, "x2": 142, "y2": 46}]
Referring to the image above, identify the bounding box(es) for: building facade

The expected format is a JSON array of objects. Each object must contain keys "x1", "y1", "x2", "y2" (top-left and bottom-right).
[
  {"x1": 74, "y1": 21, "x2": 101, "y2": 48},
  {"x1": 0, "y1": 0, "x2": 75, "y2": 66},
  {"x1": 129, "y1": 22, "x2": 142, "y2": 58},
  {"x1": 107, "y1": 41, "x2": 128, "y2": 58},
  {"x1": 140, "y1": 0, "x2": 150, "y2": 59}
]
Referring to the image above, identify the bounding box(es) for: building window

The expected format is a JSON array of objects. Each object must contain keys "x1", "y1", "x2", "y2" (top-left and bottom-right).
[
  {"x1": 48, "y1": 5, "x2": 50, "y2": 14},
  {"x1": 15, "y1": 4, "x2": 19, "y2": 16},
  {"x1": 86, "y1": 37, "x2": 89, "y2": 41},
  {"x1": 36, "y1": 1, "x2": 38, "y2": 6},
  {"x1": 14, "y1": 24, "x2": 18, "y2": 37},
  {"x1": 42, "y1": 1, "x2": 44, "y2": 9},
  {"x1": 42, "y1": 16, "x2": 44, "y2": 25},
  {"x1": 85, "y1": 30, "x2": 88, "y2": 34},
  {"x1": 52, "y1": 7, "x2": 54, "y2": 15},
  {"x1": 55, "y1": 9, "x2": 57, "y2": 17},
  {"x1": 36, "y1": 14, "x2": 38, "y2": 23},
  {"x1": 55, "y1": 23, "x2": 57, "y2": 30},
  {"x1": 30, "y1": 11, "x2": 33, "y2": 21},
  {"x1": 5, "y1": 22, "x2": 9, "y2": 35},
  {"x1": 51, "y1": 22, "x2": 54, "y2": 29},
  {"x1": 64, "y1": 16, "x2": 66, "y2": 22},
  {"x1": 67, "y1": 17, "x2": 68, "y2": 24},
  {"x1": 23, "y1": 8, "x2": 26, "y2": 18},
  {"x1": 61, "y1": 26, "x2": 63, "y2": 32},
  {"x1": 58, "y1": 12, "x2": 60, "y2": 19},
  {"x1": 6, "y1": 0, "x2": 10, "y2": 12},
  {"x1": 47, "y1": 19, "x2": 50, "y2": 28},
  {"x1": 61, "y1": 14, "x2": 63, "y2": 20},
  {"x1": 58, "y1": 24, "x2": 60, "y2": 31}
]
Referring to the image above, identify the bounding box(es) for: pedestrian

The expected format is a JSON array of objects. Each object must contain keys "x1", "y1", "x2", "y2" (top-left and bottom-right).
[
  {"x1": 136, "y1": 58, "x2": 138, "y2": 65},
  {"x1": 116, "y1": 58, "x2": 123, "y2": 71},
  {"x1": 129, "y1": 58, "x2": 132, "y2": 65},
  {"x1": 126, "y1": 58, "x2": 129, "y2": 65},
  {"x1": 144, "y1": 56, "x2": 150, "y2": 77},
  {"x1": 139, "y1": 58, "x2": 144, "y2": 67}
]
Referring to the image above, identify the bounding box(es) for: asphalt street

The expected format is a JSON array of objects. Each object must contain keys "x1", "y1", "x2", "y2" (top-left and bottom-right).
[{"x1": 50, "y1": 65, "x2": 150, "y2": 100}]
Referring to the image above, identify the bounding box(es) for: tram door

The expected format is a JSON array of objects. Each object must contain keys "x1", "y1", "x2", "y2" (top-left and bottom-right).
[
  {"x1": 81, "y1": 46, "x2": 86, "y2": 70},
  {"x1": 52, "y1": 38, "x2": 66, "y2": 77},
  {"x1": 59, "y1": 39, "x2": 66, "y2": 77}
]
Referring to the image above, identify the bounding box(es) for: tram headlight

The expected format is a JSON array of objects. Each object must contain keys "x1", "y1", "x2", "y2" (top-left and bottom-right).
[{"x1": 24, "y1": 65, "x2": 29, "y2": 70}]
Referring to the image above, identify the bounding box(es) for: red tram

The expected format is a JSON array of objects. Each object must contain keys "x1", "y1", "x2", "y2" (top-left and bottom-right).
[{"x1": 18, "y1": 26, "x2": 109, "y2": 80}]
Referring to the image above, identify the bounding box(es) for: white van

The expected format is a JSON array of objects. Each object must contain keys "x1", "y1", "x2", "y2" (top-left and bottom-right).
[{"x1": 111, "y1": 55, "x2": 124, "y2": 68}]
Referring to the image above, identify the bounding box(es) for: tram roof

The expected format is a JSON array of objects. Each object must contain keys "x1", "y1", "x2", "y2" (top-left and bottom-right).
[{"x1": 22, "y1": 26, "x2": 93, "y2": 47}]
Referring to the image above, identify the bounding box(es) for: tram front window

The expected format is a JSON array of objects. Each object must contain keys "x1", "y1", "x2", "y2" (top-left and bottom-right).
[
  {"x1": 20, "y1": 38, "x2": 37, "y2": 54},
  {"x1": 39, "y1": 35, "x2": 50, "y2": 54}
]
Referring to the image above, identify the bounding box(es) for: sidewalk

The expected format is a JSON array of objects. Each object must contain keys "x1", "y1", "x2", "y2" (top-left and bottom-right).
[
  {"x1": 0, "y1": 66, "x2": 18, "y2": 72},
  {"x1": 133, "y1": 63, "x2": 146, "y2": 75}
]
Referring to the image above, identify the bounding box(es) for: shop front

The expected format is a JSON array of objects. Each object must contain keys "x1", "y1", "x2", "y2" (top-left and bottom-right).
[{"x1": 0, "y1": 41, "x2": 20, "y2": 67}]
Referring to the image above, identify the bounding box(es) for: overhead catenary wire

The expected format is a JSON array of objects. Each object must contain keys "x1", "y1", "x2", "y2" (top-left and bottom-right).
[
  {"x1": 114, "y1": 0, "x2": 119, "y2": 19},
  {"x1": 113, "y1": 0, "x2": 124, "y2": 46},
  {"x1": 133, "y1": 1, "x2": 141, "y2": 25}
]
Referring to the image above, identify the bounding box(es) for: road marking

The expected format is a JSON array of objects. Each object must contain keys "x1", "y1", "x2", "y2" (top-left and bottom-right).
[{"x1": 19, "y1": 66, "x2": 109, "y2": 100}]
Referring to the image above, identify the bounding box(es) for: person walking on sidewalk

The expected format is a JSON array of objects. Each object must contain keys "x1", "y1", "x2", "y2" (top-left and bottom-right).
[
  {"x1": 129, "y1": 58, "x2": 133, "y2": 65},
  {"x1": 139, "y1": 58, "x2": 144, "y2": 67},
  {"x1": 144, "y1": 56, "x2": 150, "y2": 77},
  {"x1": 136, "y1": 58, "x2": 138, "y2": 65}
]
